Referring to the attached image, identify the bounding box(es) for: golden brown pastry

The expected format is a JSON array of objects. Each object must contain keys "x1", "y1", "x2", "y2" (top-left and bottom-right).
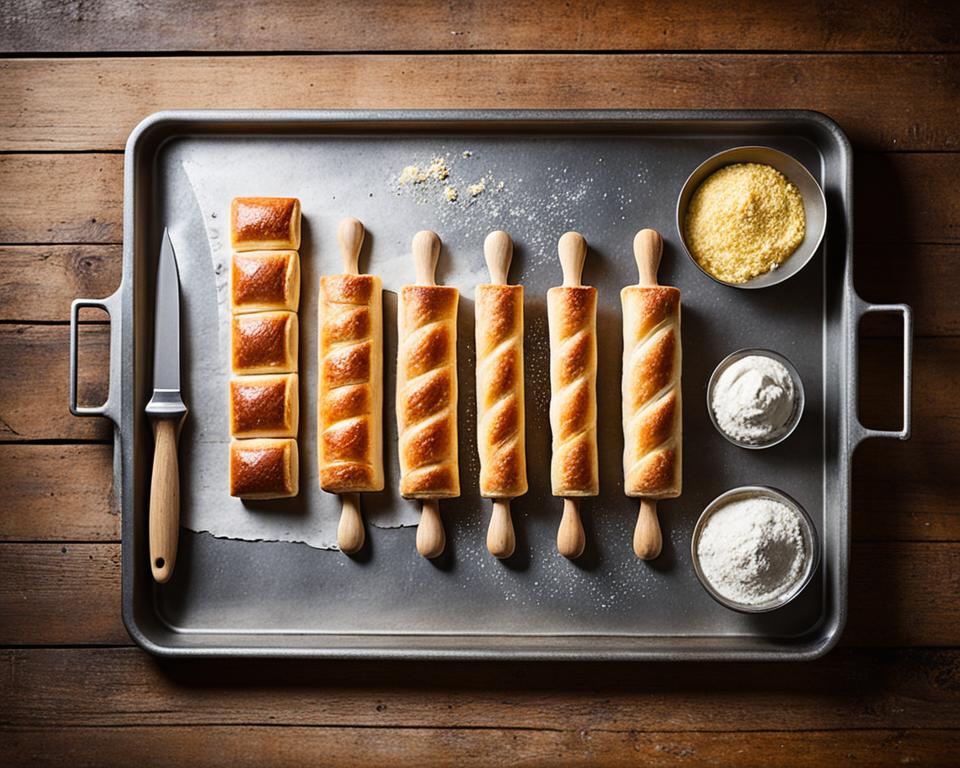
[
  {"x1": 621, "y1": 286, "x2": 681, "y2": 498},
  {"x1": 475, "y1": 283, "x2": 527, "y2": 499},
  {"x1": 547, "y1": 284, "x2": 599, "y2": 497},
  {"x1": 229, "y1": 438, "x2": 299, "y2": 499},
  {"x1": 229, "y1": 373, "x2": 299, "y2": 439},
  {"x1": 318, "y1": 273, "x2": 384, "y2": 493},
  {"x1": 232, "y1": 250, "x2": 300, "y2": 313},
  {"x1": 231, "y1": 311, "x2": 298, "y2": 375},
  {"x1": 230, "y1": 197, "x2": 301, "y2": 251},
  {"x1": 396, "y1": 284, "x2": 460, "y2": 499}
]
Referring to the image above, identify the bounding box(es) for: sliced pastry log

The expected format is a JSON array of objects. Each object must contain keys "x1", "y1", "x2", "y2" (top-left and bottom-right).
[
  {"x1": 231, "y1": 250, "x2": 300, "y2": 313},
  {"x1": 231, "y1": 310, "x2": 298, "y2": 375},
  {"x1": 229, "y1": 438, "x2": 299, "y2": 499},
  {"x1": 229, "y1": 373, "x2": 299, "y2": 439},
  {"x1": 230, "y1": 197, "x2": 301, "y2": 251}
]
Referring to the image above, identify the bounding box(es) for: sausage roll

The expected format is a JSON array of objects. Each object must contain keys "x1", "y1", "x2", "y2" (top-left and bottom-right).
[
  {"x1": 318, "y1": 274, "x2": 384, "y2": 493},
  {"x1": 396, "y1": 285, "x2": 460, "y2": 499},
  {"x1": 232, "y1": 250, "x2": 300, "y2": 313},
  {"x1": 475, "y1": 283, "x2": 527, "y2": 499},
  {"x1": 231, "y1": 311, "x2": 298, "y2": 375},
  {"x1": 547, "y1": 285, "x2": 599, "y2": 497},
  {"x1": 230, "y1": 197, "x2": 301, "y2": 251},
  {"x1": 621, "y1": 285, "x2": 682, "y2": 498},
  {"x1": 229, "y1": 438, "x2": 299, "y2": 499},
  {"x1": 229, "y1": 373, "x2": 299, "y2": 439}
]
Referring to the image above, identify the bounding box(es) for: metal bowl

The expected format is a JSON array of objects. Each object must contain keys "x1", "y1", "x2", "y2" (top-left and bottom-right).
[
  {"x1": 706, "y1": 348, "x2": 805, "y2": 449},
  {"x1": 676, "y1": 146, "x2": 827, "y2": 289},
  {"x1": 691, "y1": 486, "x2": 821, "y2": 614}
]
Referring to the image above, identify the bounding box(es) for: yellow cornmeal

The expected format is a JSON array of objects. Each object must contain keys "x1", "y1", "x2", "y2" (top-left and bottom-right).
[{"x1": 685, "y1": 163, "x2": 805, "y2": 284}]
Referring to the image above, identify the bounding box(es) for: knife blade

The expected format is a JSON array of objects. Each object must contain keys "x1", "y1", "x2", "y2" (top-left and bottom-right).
[{"x1": 146, "y1": 229, "x2": 187, "y2": 583}]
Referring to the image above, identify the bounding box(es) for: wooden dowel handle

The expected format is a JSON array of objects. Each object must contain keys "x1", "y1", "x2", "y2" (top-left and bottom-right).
[
  {"x1": 633, "y1": 498, "x2": 663, "y2": 560},
  {"x1": 337, "y1": 217, "x2": 364, "y2": 275},
  {"x1": 149, "y1": 418, "x2": 179, "y2": 583},
  {"x1": 558, "y1": 231, "x2": 587, "y2": 287},
  {"x1": 412, "y1": 230, "x2": 441, "y2": 286},
  {"x1": 633, "y1": 228, "x2": 663, "y2": 287},
  {"x1": 557, "y1": 498, "x2": 586, "y2": 559},
  {"x1": 484, "y1": 230, "x2": 513, "y2": 285},
  {"x1": 337, "y1": 492, "x2": 365, "y2": 554},
  {"x1": 486, "y1": 499, "x2": 516, "y2": 559},
  {"x1": 417, "y1": 499, "x2": 445, "y2": 558}
]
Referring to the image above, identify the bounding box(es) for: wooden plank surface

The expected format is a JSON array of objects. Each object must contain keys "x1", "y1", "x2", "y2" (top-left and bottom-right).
[
  {"x1": 4, "y1": 647, "x2": 959, "y2": 729},
  {"x1": 0, "y1": 155, "x2": 122, "y2": 243},
  {"x1": 2, "y1": 55, "x2": 958, "y2": 151},
  {"x1": 4, "y1": 0, "x2": 959, "y2": 53},
  {"x1": 0, "y1": 245, "x2": 122, "y2": 321},
  {"x1": 0, "y1": 445, "x2": 118, "y2": 541},
  {"x1": 0, "y1": 324, "x2": 111, "y2": 441},
  {"x1": 4, "y1": 726, "x2": 959, "y2": 768}
]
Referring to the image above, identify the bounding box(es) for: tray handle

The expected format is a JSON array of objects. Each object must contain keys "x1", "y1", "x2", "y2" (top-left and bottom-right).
[
  {"x1": 852, "y1": 300, "x2": 912, "y2": 442},
  {"x1": 69, "y1": 291, "x2": 121, "y2": 423}
]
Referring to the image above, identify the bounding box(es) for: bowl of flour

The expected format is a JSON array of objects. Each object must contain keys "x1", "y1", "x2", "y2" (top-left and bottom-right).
[
  {"x1": 691, "y1": 487, "x2": 820, "y2": 613},
  {"x1": 707, "y1": 349, "x2": 804, "y2": 448}
]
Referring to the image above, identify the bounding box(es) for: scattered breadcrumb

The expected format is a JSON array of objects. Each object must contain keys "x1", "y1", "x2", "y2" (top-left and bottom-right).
[
  {"x1": 462, "y1": 150, "x2": 472, "y2": 158},
  {"x1": 468, "y1": 179, "x2": 486, "y2": 197},
  {"x1": 443, "y1": 186, "x2": 459, "y2": 202},
  {"x1": 397, "y1": 156, "x2": 450, "y2": 186}
]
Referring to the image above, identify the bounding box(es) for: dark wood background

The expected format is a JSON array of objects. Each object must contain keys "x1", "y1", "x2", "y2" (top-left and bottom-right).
[{"x1": 2, "y1": 1, "x2": 959, "y2": 764}]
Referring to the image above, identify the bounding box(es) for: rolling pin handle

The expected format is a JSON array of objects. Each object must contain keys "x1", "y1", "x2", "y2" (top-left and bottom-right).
[{"x1": 633, "y1": 498, "x2": 663, "y2": 560}]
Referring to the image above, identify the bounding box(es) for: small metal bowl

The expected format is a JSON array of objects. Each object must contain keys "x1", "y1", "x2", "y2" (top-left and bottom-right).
[
  {"x1": 691, "y1": 486, "x2": 821, "y2": 614},
  {"x1": 676, "y1": 146, "x2": 827, "y2": 289},
  {"x1": 706, "y1": 348, "x2": 805, "y2": 449}
]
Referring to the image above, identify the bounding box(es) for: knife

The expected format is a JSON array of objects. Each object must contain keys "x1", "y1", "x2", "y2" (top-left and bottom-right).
[{"x1": 145, "y1": 229, "x2": 188, "y2": 583}]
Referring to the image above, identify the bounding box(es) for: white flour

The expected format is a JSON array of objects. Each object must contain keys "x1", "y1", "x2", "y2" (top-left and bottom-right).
[
  {"x1": 711, "y1": 354, "x2": 795, "y2": 444},
  {"x1": 696, "y1": 496, "x2": 807, "y2": 606}
]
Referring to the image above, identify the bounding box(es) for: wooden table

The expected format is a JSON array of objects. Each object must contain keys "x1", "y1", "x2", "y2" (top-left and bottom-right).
[{"x1": 2, "y1": 2, "x2": 958, "y2": 764}]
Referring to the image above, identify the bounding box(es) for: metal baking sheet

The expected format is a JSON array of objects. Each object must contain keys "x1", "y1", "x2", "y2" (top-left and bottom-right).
[{"x1": 78, "y1": 110, "x2": 912, "y2": 660}]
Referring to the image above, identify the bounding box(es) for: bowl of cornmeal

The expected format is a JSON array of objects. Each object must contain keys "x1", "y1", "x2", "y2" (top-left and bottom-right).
[{"x1": 676, "y1": 146, "x2": 827, "y2": 288}]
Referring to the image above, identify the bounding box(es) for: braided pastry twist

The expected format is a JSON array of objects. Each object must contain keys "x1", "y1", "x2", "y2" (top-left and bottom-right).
[
  {"x1": 476, "y1": 284, "x2": 527, "y2": 499},
  {"x1": 621, "y1": 285, "x2": 682, "y2": 498},
  {"x1": 397, "y1": 285, "x2": 460, "y2": 499},
  {"x1": 548, "y1": 285, "x2": 599, "y2": 497},
  {"x1": 318, "y1": 273, "x2": 384, "y2": 494}
]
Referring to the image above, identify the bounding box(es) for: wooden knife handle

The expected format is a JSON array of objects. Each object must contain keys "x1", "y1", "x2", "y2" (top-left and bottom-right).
[{"x1": 149, "y1": 418, "x2": 180, "y2": 583}]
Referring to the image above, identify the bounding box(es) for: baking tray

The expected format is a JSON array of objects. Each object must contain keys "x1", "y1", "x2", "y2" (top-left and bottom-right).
[{"x1": 69, "y1": 110, "x2": 912, "y2": 661}]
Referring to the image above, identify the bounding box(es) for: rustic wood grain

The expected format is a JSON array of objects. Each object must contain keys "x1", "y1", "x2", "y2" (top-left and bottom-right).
[
  {"x1": 852, "y1": 337, "x2": 960, "y2": 541},
  {"x1": 2, "y1": 152, "x2": 958, "y2": 247},
  {"x1": 3, "y1": 647, "x2": 959, "y2": 729},
  {"x1": 2, "y1": 55, "x2": 958, "y2": 151},
  {"x1": 1, "y1": 541, "x2": 957, "y2": 647},
  {"x1": 0, "y1": 245, "x2": 122, "y2": 321},
  {"x1": 0, "y1": 324, "x2": 111, "y2": 441},
  {"x1": 4, "y1": 726, "x2": 959, "y2": 767},
  {"x1": 3, "y1": 0, "x2": 958, "y2": 54},
  {"x1": 856, "y1": 243, "x2": 960, "y2": 336},
  {"x1": 0, "y1": 155, "x2": 122, "y2": 243},
  {"x1": 0, "y1": 544, "x2": 125, "y2": 645},
  {"x1": 0, "y1": 445, "x2": 118, "y2": 541}
]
